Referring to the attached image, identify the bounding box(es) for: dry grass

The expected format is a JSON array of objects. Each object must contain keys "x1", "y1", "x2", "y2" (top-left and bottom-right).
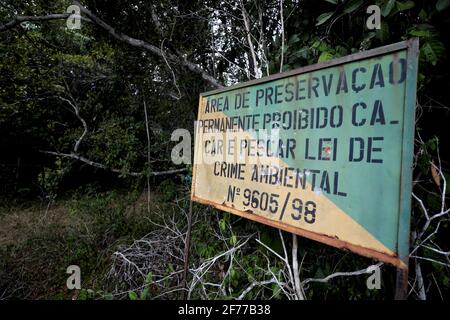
[
  {"x1": 0, "y1": 190, "x2": 162, "y2": 299},
  {"x1": 0, "y1": 203, "x2": 82, "y2": 247}
]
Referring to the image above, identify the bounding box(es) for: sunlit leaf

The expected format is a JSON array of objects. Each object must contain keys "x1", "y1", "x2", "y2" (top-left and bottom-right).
[
  {"x1": 128, "y1": 291, "x2": 138, "y2": 300},
  {"x1": 318, "y1": 51, "x2": 333, "y2": 62}
]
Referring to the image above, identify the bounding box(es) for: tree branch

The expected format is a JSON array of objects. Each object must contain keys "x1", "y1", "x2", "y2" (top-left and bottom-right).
[
  {"x1": 40, "y1": 150, "x2": 186, "y2": 177},
  {"x1": 301, "y1": 262, "x2": 383, "y2": 287},
  {"x1": 0, "y1": 14, "x2": 70, "y2": 32},
  {"x1": 0, "y1": 2, "x2": 223, "y2": 88},
  {"x1": 236, "y1": 278, "x2": 280, "y2": 300},
  {"x1": 291, "y1": 234, "x2": 305, "y2": 299},
  {"x1": 57, "y1": 94, "x2": 87, "y2": 153},
  {"x1": 239, "y1": 0, "x2": 259, "y2": 79},
  {"x1": 72, "y1": 1, "x2": 222, "y2": 88},
  {"x1": 279, "y1": 0, "x2": 285, "y2": 73}
]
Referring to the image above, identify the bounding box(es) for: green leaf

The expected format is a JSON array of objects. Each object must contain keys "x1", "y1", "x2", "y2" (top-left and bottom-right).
[
  {"x1": 436, "y1": 0, "x2": 450, "y2": 11},
  {"x1": 322, "y1": 0, "x2": 339, "y2": 4},
  {"x1": 316, "y1": 12, "x2": 334, "y2": 26},
  {"x1": 382, "y1": 0, "x2": 396, "y2": 17},
  {"x1": 422, "y1": 42, "x2": 438, "y2": 65},
  {"x1": 311, "y1": 40, "x2": 322, "y2": 49},
  {"x1": 78, "y1": 289, "x2": 88, "y2": 300},
  {"x1": 418, "y1": 72, "x2": 425, "y2": 83},
  {"x1": 103, "y1": 293, "x2": 114, "y2": 300},
  {"x1": 318, "y1": 51, "x2": 334, "y2": 62},
  {"x1": 140, "y1": 287, "x2": 149, "y2": 300},
  {"x1": 421, "y1": 40, "x2": 445, "y2": 66},
  {"x1": 343, "y1": 0, "x2": 363, "y2": 14},
  {"x1": 410, "y1": 29, "x2": 435, "y2": 38},
  {"x1": 272, "y1": 283, "x2": 282, "y2": 299},
  {"x1": 409, "y1": 24, "x2": 439, "y2": 39},
  {"x1": 128, "y1": 291, "x2": 138, "y2": 300},
  {"x1": 427, "y1": 138, "x2": 437, "y2": 151},
  {"x1": 230, "y1": 234, "x2": 237, "y2": 245},
  {"x1": 219, "y1": 218, "x2": 226, "y2": 232},
  {"x1": 318, "y1": 43, "x2": 330, "y2": 52},
  {"x1": 396, "y1": 1, "x2": 415, "y2": 12}
]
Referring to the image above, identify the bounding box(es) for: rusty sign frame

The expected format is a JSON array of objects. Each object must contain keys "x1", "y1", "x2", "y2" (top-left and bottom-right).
[{"x1": 191, "y1": 39, "x2": 419, "y2": 269}]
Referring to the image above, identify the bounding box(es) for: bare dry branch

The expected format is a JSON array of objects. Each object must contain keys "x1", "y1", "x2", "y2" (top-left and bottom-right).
[
  {"x1": 57, "y1": 95, "x2": 87, "y2": 153},
  {"x1": 301, "y1": 262, "x2": 383, "y2": 287}
]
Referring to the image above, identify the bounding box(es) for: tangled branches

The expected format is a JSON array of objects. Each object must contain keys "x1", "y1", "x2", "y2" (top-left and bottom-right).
[
  {"x1": 107, "y1": 228, "x2": 185, "y2": 299},
  {"x1": 408, "y1": 137, "x2": 449, "y2": 300},
  {"x1": 106, "y1": 200, "x2": 190, "y2": 299}
]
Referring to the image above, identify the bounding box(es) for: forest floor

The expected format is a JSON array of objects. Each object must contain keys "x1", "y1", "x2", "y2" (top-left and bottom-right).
[
  {"x1": 0, "y1": 190, "x2": 159, "y2": 299},
  {"x1": 0, "y1": 185, "x2": 402, "y2": 300}
]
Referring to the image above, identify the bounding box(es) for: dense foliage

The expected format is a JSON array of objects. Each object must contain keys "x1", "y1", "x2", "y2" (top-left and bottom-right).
[{"x1": 0, "y1": 0, "x2": 449, "y2": 300}]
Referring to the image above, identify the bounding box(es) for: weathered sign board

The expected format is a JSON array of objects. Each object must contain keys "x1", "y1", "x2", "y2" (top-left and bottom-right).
[{"x1": 192, "y1": 39, "x2": 419, "y2": 269}]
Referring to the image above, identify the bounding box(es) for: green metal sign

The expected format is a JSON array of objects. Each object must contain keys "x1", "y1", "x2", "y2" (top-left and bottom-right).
[{"x1": 192, "y1": 39, "x2": 419, "y2": 268}]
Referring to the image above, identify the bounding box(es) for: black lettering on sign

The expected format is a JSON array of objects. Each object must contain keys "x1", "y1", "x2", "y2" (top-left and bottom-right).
[
  {"x1": 370, "y1": 63, "x2": 385, "y2": 89},
  {"x1": 205, "y1": 96, "x2": 229, "y2": 113},
  {"x1": 213, "y1": 161, "x2": 246, "y2": 180},
  {"x1": 334, "y1": 172, "x2": 347, "y2": 197},
  {"x1": 265, "y1": 87, "x2": 274, "y2": 105},
  {"x1": 275, "y1": 84, "x2": 284, "y2": 104},
  {"x1": 371, "y1": 100, "x2": 386, "y2": 125},
  {"x1": 336, "y1": 70, "x2": 348, "y2": 94},
  {"x1": 348, "y1": 137, "x2": 384, "y2": 163},
  {"x1": 308, "y1": 77, "x2": 320, "y2": 99},
  {"x1": 235, "y1": 91, "x2": 250, "y2": 109},
  {"x1": 389, "y1": 58, "x2": 407, "y2": 84},
  {"x1": 352, "y1": 67, "x2": 367, "y2": 93},
  {"x1": 330, "y1": 105, "x2": 343, "y2": 128},
  {"x1": 256, "y1": 89, "x2": 264, "y2": 107},
  {"x1": 296, "y1": 79, "x2": 306, "y2": 100},
  {"x1": 367, "y1": 137, "x2": 384, "y2": 163},
  {"x1": 349, "y1": 137, "x2": 365, "y2": 162},
  {"x1": 322, "y1": 74, "x2": 333, "y2": 97},
  {"x1": 352, "y1": 102, "x2": 367, "y2": 126},
  {"x1": 316, "y1": 107, "x2": 328, "y2": 129},
  {"x1": 285, "y1": 82, "x2": 295, "y2": 102}
]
